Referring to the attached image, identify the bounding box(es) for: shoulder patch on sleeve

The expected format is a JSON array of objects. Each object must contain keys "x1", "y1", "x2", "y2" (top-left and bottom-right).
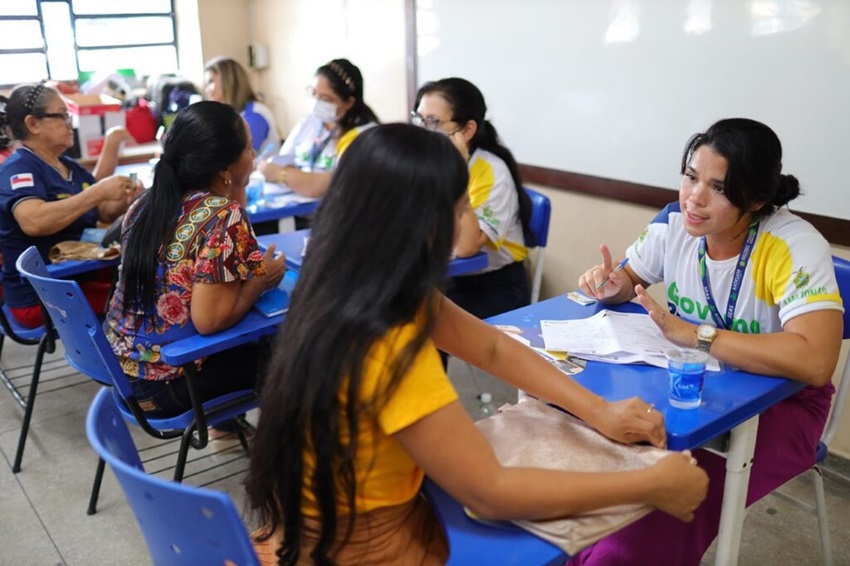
[{"x1": 10, "y1": 173, "x2": 34, "y2": 190}]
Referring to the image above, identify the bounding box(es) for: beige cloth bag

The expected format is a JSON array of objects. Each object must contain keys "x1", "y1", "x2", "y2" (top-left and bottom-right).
[
  {"x1": 48, "y1": 241, "x2": 120, "y2": 263},
  {"x1": 474, "y1": 397, "x2": 670, "y2": 555}
]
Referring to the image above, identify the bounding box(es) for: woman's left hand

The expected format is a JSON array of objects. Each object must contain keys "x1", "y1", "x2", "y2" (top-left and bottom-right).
[
  {"x1": 587, "y1": 397, "x2": 667, "y2": 448},
  {"x1": 635, "y1": 284, "x2": 697, "y2": 348}
]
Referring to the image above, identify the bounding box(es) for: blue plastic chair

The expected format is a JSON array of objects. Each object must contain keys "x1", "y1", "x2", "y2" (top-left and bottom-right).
[
  {"x1": 771, "y1": 256, "x2": 850, "y2": 565},
  {"x1": 0, "y1": 283, "x2": 55, "y2": 473},
  {"x1": 524, "y1": 188, "x2": 551, "y2": 304},
  {"x1": 86, "y1": 387, "x2": 259, "y2": 566},
  {"x1": 16, "y1": 246, "x2": 258, "y2": 515}
]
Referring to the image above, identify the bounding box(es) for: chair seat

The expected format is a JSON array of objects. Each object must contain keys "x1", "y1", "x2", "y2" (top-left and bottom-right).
[
  {"x1": 114, "y1": 386, "x2": 257, "y2": 431},
  {"x1": 0, "y1": 304, "x2": 45, "y2": 342}
]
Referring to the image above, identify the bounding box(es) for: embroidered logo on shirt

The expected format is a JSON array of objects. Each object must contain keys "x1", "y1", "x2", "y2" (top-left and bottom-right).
[
  {"x1": 10, "y1": 173, "x2": 34, "y2": 190},
  {"x1": 792, "y1": 267, "x2": 810, "y2": 289}
]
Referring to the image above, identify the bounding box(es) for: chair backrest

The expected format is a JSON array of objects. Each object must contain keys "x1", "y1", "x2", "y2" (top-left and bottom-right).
[
  {"x1": 524, "y1": 188, "x2": 551, "y2": 303},
  {"x1": 524, "y1": 187, "x2": 551, "y2": 249},
  {"x1": 15, "y1": 246, "x2": 123, "y2": 391},
  {"x1": 86, "y1": 387, "x2": 259, "y2": 566},
  {"x1": 823, "y1": 255, "x2": 850, "y2": 446}
]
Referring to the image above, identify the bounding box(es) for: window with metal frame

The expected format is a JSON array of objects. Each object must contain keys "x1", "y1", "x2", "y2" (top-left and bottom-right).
[{"x1": 0, "y1": 0, "x2": 177, "y2": 87}]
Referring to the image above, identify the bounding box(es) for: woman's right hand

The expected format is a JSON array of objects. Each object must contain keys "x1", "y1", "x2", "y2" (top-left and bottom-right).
[
  {"x1": 260, "y1": 244, "x2": 286, "y2": 290},
  {"x1": 648, "y1": 451, "x2": 709, "y2": 522},
  {"x1": 258, "y1": 160, "x2": 283, "y2": 183},
  {"x1": 578, "y1": 243, "x2": 628, "y2": 300},
  {"x1": 94, "y1": 174, "x2": 136, "y2": 203}
]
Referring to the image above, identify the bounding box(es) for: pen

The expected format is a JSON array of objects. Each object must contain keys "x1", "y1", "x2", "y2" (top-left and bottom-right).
[{"x1": 596, "y1": 257, "x2": 629, "y2": 290}]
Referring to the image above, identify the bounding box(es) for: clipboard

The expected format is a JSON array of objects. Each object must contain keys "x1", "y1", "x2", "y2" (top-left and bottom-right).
[{"x1": 252, "y1": 269, "x2": 298, "y2": 317}]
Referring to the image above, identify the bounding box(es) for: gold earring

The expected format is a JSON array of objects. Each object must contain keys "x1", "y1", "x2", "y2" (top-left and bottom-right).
[{"x1": 225, "y1": 177, "x2": 232, "y2": 186}]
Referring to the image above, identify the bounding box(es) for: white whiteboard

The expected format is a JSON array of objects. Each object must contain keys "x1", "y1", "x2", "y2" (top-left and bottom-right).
[{"x1": 416, "y1": 0, "x2": 850, "y2": 220}]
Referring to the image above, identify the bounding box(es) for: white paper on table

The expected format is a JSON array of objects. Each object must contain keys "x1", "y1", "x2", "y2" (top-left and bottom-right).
[
  {"x1": 541, "y1": 310, "x2": 720, "y2": 371},
  {"x1": 262, "y1": 182, "x2": 294, "y2": 196},
  {"x1": 264, "y1": 193, "x2": 319, "y2": 207}
]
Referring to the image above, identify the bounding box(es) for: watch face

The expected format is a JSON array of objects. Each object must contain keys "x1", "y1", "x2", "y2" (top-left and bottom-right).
[{"x1": 698, "y1": 325, "x2": 716, "y2": 340}]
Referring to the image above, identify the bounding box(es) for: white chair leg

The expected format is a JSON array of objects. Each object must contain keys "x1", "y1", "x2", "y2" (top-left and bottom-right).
[
  {"x1": 530, "y1": 250, "x2": 545, "y2": 304},
  {"x1": 812, "y1": 466, "x2": 833, "y2": 566}
]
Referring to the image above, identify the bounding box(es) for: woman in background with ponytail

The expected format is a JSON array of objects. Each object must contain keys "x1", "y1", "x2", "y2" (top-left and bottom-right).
[{"x1": 414, "y1": 78, "x2": 533, "y2": 320}]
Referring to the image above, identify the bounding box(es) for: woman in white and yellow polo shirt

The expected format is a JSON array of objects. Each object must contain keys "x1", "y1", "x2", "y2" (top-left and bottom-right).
[{"x1": 414, "y1": 78, "x2": 534, "y2": 319}]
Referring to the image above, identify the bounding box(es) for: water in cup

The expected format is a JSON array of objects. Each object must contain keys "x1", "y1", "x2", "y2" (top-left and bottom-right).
[
  {"x1": 667, "y1": 348, "x2": 709, "y2": 409},
  {"x1": 246, "y1": 171, "x2": 265, "y2": 208}
]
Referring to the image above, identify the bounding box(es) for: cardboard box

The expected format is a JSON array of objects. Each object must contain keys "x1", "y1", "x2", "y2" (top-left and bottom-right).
[{"x1": 63, "y1": 93, "x2": 126, "y2": 160}]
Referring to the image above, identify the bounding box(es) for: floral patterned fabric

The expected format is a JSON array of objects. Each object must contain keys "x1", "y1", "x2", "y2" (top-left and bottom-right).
[{"x1": 104, "y1": 191, "x2": 266, "y2": 381}]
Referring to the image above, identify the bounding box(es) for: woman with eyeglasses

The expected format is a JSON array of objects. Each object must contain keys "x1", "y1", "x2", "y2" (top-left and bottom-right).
[
  {"x1": 414, "y1": 78, "x2": 534, "y2": 320},
  {"x1": 257, "y1": 58, "x2": 379, "y2": 199},
  {"x1": 0, "y1": 82, "x2": 140, "y2": 328}
]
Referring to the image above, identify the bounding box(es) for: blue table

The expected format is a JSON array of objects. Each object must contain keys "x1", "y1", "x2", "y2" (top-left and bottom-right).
[
  {"x1": 258, "y1": 230, "x2": 489, "y2": 277},
  {"x1": 114, "y1": 163, "x2": 320, "y2": 224},
  {"x1": 423, "y1": 479, "x2": 564, "y2": 565},
  {"x1": 47, "y1": 257, "x2": 120, "y2": 278},
  {"x1": 247, "y1": 196, "x2": 319, "y2": 224},
  {"x1": 245, "y1": 182, "x2": 320, "y2": 223},
  {"x1": 485, "y1": 295, "x2": 803, "y2": 566}
]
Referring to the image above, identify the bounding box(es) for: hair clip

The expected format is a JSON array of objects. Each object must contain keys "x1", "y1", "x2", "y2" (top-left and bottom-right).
[
  {"x1": 24, "y1": 80, "x2": 47, "y2": 113},
  {"x1": 329, "y1": 62, "x2": 356, "y2": 94}
]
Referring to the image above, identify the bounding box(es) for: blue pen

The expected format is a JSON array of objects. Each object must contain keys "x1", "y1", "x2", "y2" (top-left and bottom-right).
[{"x1": 596, "y1": 257, "x2": 629, "y2": 290}]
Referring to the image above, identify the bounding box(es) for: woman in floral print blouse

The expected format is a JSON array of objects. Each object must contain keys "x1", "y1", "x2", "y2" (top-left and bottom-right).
[{"x1": 104, "y1": 101, "x2": 286, "y2": 418}]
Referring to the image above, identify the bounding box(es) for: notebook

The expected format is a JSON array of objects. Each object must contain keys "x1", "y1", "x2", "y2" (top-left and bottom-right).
[{"x1": 253, "y1": 270, "x2": 299, "y2": 317}]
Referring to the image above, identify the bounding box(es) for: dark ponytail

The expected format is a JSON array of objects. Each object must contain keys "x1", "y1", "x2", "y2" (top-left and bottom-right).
[
  {"x1": 773, "y1": 174, "x2": 801, "y2": 209},
  {"x1": 120, "y1": 101, "x2": 248, "y2": 324},
  {"x1": 415, "y1": 78, "x2": 534, "y2": 245}
]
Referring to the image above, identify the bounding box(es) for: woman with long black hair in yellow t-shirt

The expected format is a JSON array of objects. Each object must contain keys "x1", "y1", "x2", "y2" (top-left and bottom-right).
[{"x1": 246, "y1": 124, "x2": 707, "y2": 565}]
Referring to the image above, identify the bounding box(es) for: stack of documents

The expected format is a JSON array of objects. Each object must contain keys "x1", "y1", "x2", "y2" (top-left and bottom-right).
[{"x1": 540, "y1": 310, "x2": 720, "y2": 371}]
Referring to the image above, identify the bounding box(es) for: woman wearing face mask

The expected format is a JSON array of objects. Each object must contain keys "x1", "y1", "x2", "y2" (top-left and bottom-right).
[
  {"x1": 258, "y1": 58, "x2": 379, "y2": 199},
  {"x1": 413, "y1": 78, "x2": 534, "y2": 320}
]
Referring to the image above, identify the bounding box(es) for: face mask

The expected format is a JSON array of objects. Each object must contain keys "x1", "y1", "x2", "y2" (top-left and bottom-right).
[{"x1": 311, "y1": 98, "x2": 338, "y2": 123}]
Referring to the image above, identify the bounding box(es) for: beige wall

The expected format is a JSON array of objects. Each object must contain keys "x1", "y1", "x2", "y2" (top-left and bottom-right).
[
  {"x1": 186, "y1": 0, "x2": 850, "y2": 459},
  {"x1": 251, "y1": 0, "x2": 408, "y2": 138}
]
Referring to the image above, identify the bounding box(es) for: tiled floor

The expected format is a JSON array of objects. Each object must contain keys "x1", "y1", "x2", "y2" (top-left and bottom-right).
[{"x1": 1, "y1": 342, "x2": 848, "y2": 565}]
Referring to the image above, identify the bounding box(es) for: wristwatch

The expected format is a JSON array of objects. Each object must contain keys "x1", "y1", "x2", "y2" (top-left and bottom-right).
[{"x1": 696, "y1": 324, "x2": 718, "y2": 353}]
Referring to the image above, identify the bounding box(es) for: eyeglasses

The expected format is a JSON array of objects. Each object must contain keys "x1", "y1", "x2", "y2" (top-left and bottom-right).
[
  {"x1": 37, "y1": 112, "x2": 73, "y2": 127},
  {"x1": 410, "y1": 111, "x2": 451, "y2": 131}
]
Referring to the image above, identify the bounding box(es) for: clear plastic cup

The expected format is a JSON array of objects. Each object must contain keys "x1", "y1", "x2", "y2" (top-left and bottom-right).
[{"x1": 667, "y1": 348, "x2": 709, "y2": 409}]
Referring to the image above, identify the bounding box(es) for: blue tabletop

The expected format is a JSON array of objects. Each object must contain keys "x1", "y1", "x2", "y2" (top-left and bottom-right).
[
  {"x1": 258, "y1": 231, "x2": 489, "y2": 277},
  {"x1": 423, "y1": 479, "x2": 565, "y2": 565},
  {"x1": 47, "y1": 257, "x2": 120, "y2": 278},
  {"x1": 246, "y1": 195, "x2": 320, "y2": 223},
  {"x1": 487, "y1": 295, "x2": 804, "y2": 451}
]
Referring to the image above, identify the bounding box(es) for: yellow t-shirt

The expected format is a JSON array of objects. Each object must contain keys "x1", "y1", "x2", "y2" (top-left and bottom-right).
[{"x1": 301, "y1": 318, "x2": 458, "y2": 516}]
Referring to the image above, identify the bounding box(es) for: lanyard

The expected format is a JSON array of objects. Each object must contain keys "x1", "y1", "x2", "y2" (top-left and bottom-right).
[
  {"x1": 697, "y1": 222, "x2": 759, "y2": 330},
  {"x1": 307, "y1": 128, "x2": 337, "y2": 170}
]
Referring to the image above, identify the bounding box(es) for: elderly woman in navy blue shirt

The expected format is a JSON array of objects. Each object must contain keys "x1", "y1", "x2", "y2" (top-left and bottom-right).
[{"x1": 0, "y1": 82, "x2": 139, "y2": 327}]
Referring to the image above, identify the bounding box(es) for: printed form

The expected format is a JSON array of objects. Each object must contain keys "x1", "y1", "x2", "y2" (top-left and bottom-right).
[{"x1": 540, "y1": 310, "x2": 720, "y2": 371}]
